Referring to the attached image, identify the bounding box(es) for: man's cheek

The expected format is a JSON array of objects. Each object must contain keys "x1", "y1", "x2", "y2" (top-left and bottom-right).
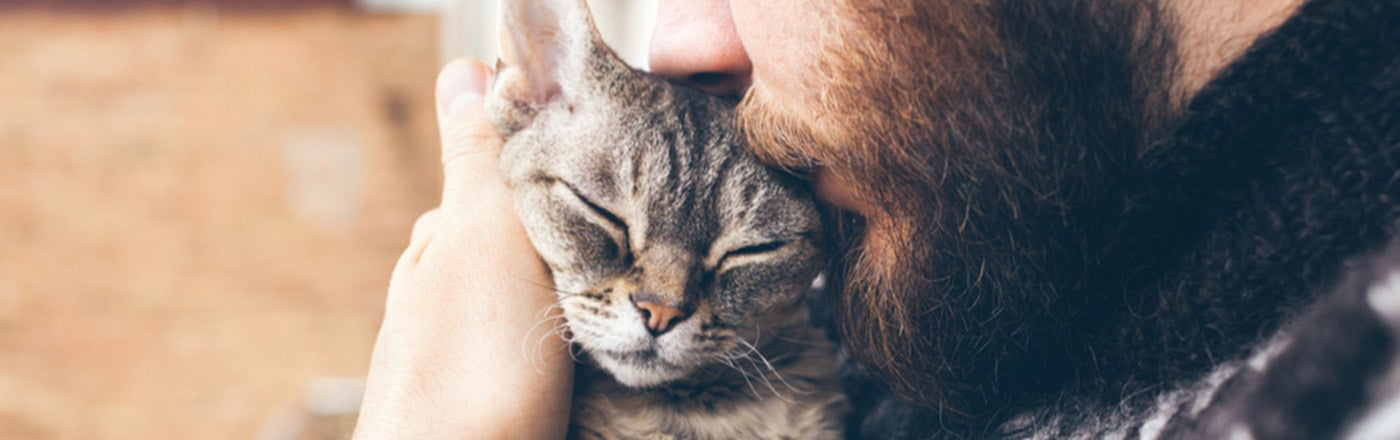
[
  {"x1": 812, "y1": 168, "x2": 877, "y2": 217},
  {"x1": 861, "y1": 219, "x2": 902, "y2": 275},
  {"x1": 729, "y1": 1, "x2": 831, "y2": 99}
]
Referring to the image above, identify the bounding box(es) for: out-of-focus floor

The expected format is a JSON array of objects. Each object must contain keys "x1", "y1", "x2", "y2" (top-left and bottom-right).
[{"x1": 0, "y1": 6, "x2": 443, "y2": 439}]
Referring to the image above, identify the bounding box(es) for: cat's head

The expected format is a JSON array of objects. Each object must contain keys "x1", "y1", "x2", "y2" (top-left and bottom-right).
[{"x1": 486, "y1": 0, "x2": 825, "y2": 388}]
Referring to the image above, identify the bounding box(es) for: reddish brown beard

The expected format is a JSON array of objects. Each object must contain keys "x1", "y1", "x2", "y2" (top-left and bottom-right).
[{"x1": 737, "y1": 0, "x2": 1178, "y2": 426}]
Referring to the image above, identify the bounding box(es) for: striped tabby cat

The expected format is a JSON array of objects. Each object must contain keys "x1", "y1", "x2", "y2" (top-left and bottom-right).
[{"x1": 484, "y1": 0, "x2": 848, "y2": 438}]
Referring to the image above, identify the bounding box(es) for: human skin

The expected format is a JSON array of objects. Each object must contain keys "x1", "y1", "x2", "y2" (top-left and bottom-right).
[
  {"x1": 355, "y1": 0, "x2": 1303, "y2": 438},
  {"x1": 651, "y1": 0, "x2": 1302, "y2": 242},
  {"x1": 353, "y1": 60, "x2": 572, "y2": 439}
]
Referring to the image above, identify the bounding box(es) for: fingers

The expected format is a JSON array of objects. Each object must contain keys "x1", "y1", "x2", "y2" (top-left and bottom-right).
[
  {"x1": 399, "y1": 209, "x2": 440, "y2": 266},
  {"x1": 411, "y1": 209, "x2": 440, "y2": 245},
  {"x1": 360, "y1": 58, "x2": 571, "y2": 440},
  {"x1": 435, "y1": 58, "x2": 507, "y2": 211}
]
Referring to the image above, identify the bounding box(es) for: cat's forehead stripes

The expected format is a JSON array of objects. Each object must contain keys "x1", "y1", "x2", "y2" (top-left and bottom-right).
[{"x1": 620, "y1": 99, "x2": 734, "y2": 254}]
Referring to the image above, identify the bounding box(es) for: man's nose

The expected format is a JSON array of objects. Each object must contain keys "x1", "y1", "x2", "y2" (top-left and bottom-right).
[{"x1": 649, "y1": 0, "x2": 752, "y2": 97}]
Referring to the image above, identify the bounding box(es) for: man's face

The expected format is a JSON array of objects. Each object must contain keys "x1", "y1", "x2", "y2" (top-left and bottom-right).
[
  {"x1": 652, "y1": 0, "x2": 1175, "y2": 422},
  {"x1": 652, "y1": 1, "x2": 881, "y2": 216}
]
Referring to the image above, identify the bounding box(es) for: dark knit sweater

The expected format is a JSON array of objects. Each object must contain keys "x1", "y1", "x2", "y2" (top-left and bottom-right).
[{"x1": 846, "y1": 0, "x2": 1400, "y2": 437}]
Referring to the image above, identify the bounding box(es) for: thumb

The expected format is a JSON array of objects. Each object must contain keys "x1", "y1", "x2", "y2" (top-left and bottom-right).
[{"x1": 435, "y1": 58, "x2": 505, "y2": 210}]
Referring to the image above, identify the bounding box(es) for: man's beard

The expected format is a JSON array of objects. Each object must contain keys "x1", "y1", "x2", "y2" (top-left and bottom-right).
[{"x1": 738, "y1": 0, "x2": 1181, "y2": 426}]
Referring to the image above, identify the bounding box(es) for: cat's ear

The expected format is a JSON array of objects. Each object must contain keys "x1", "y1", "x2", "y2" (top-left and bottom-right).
[{"x1": 488, "y1": 0, "x2": 615, "y2": 134}]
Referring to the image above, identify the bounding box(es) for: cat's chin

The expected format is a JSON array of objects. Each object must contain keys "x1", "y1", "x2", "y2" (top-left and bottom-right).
[{"x1": 591, "y1": 350, "x2": 693, "y2": 388}]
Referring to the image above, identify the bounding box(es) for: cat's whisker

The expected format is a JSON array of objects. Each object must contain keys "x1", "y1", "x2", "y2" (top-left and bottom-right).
[
  {"x1": 767, "y1": 332, "x2": 824, "y2": 347},
  {"x1": 530, "y1": 327, "x2": 561, "y2": 367},
  {"x1": 537, "y1": 303, "x2": 568, "y2": 325},
  {"x1": 718, "y1": 356, "x2": 764, "y2": 399},
  {"x1": 745, "y1": 324, "x2": 818, "y2": 395},
  {"x1": 718, "y1": 345, "x2": 769, "y2": 377},
  {"x1": 521, "y1": 305, "x2": 561, "y2": 356},
  {"x1": 717, "y1": 341, "x2": 790, "y2": 401},
  {"x1": 548, "y1": 324, "x2": 586, "y2": 363},
  {"x1": 538, "y1": 315, "x2": 576, "y2": 345},
  {"x1": 530, "y1": 316, "x2": 583, "y2": 364},
  {"x1": 737, "y1": 337, "x2": 816, "y2": 397},
  {"x1": 721, "y1": 337, "x2": 761, "y2": 361},
  {"x1": 737, "y1": 350, "x2": 798, "y2": 404},
  {"x1": 512, "y1": 276, "x2": 590, "y2": 298},
  {"x1": 515, "y1": 277, "x2": 563, "y2": 294},
  {"x1": 532, "y1": 302, "x2": 565, "y2": 322},
  {"x1": 522, "y1": 304, "x2": 572, "y2": 372},
  {"x1": 737, "y1": 325, "x2": 782, "y2": 378},
  {"x1": 552, "y1": 288, "x2": 589, "y2": 298}
]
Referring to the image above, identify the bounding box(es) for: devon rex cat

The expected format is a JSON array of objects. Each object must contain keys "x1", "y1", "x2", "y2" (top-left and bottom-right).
[{"x1": 484, "y1": 0, "x2": 849, "y2": 438}]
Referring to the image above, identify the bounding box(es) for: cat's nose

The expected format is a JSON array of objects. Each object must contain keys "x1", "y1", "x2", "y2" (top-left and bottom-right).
[{"x1": 631, "y1": 294, "x2": 691, "y2": 336}]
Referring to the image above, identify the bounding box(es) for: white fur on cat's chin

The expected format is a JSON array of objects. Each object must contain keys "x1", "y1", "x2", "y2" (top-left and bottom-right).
[
  {"x1": 592, "y1": 352, "x2": 693, "y2": 388},
  {"x1": 569, "y1": 301, "x2": 719, "y2": 388}
]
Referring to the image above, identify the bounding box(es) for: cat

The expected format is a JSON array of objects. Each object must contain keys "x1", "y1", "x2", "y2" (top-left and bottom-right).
[{"x1": 483, "y1": 0, "x2": 849, "y2": 438}]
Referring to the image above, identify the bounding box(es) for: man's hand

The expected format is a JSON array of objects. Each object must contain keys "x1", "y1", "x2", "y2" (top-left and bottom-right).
[{"x1": 354, "y1": 58, "x2": 573, "y2": 439}]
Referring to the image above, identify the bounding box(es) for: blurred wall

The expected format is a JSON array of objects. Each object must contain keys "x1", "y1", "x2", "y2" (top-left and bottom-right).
[
  {"x1": 441, "y1": 0, "x2": 657, "y2": 68},
  {"x1": 0, "y1": 1, "x2": 658, "y2": 439},
  {"x1": 0, "y1": 4, "x2": 442, "y2": 439},
  {"x1": 0, "y1": 0, "x2": 352, "y2": 9}
]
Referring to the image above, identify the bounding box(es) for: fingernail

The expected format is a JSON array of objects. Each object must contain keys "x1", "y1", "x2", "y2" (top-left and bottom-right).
[{"x1": 436, "y1": 59, "x2": 489, "y2": 116}]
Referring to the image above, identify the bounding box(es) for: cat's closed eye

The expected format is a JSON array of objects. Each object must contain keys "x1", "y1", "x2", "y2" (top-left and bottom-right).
[
  {"x1": 716, "y1": 239, "x2": 791, "y2": 269},
  {"x1": 550, "y1": 178, "x2": 629, "y2": 252}
]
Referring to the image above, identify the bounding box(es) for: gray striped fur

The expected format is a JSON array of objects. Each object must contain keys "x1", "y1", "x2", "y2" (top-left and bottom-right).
[{"x1": 486, "y1": 1, "x2": 847, "y2": 438}]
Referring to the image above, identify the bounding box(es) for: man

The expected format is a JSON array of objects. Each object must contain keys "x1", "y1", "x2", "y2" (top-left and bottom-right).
[{"x1": 355, "y1": 0, "x2": 1400, "y2": 438}]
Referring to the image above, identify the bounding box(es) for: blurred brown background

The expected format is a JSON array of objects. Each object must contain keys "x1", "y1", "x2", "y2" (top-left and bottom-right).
[
  {"x1": 0, "y1": 0, "x2": 655, "y2": 437},
  {"x1": 1, "y1": 1, "x2": 443, "y2": 438}
]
